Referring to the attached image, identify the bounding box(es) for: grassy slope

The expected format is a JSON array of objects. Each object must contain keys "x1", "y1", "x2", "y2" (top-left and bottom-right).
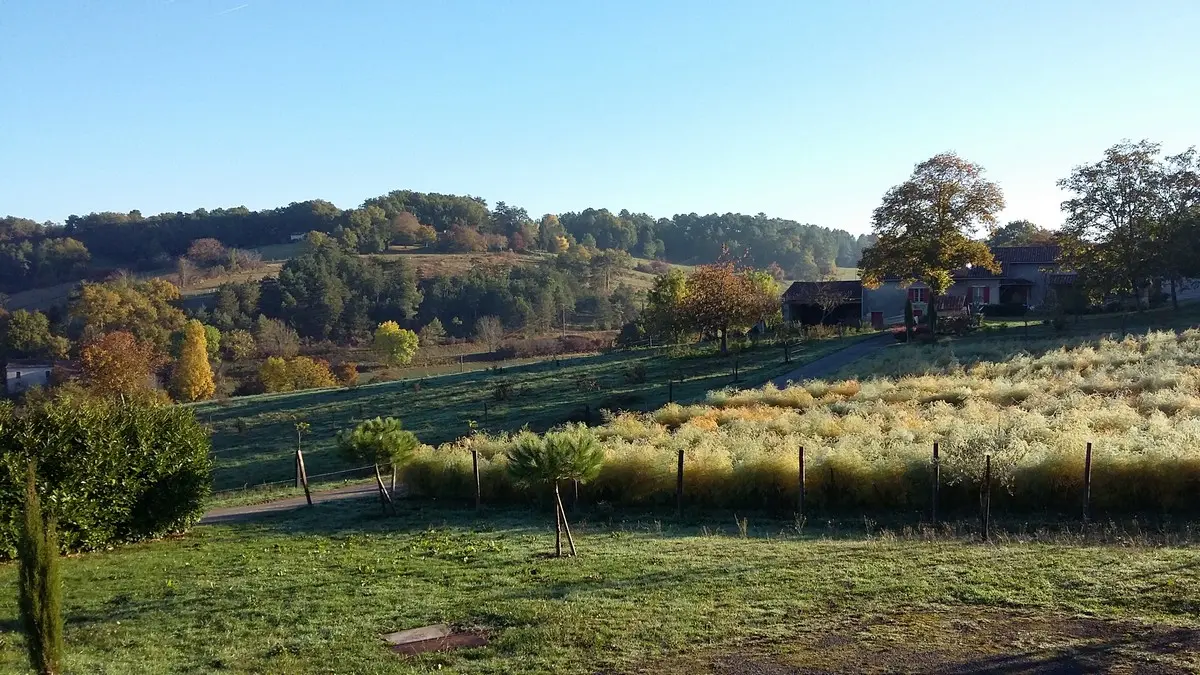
[
  {"x1": 0, "y1": 502, "x2": 1195, "y2": 674},
  {"x1": 200, "y1": 338, "x2": 857, "y2": 494}
]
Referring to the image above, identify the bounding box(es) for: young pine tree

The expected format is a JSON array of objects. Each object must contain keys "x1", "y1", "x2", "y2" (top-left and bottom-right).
[
  {"x1": 170, "y1": 319, "x2": 216, "y2": 402},
  {"x1": 18, "y1": 463, "x2": 64, "y2": 675},
  {"x1": 337, "y1": 417, "x2": 420, "y2": 514},
  {"x1": 506, "y1": 429, "x2": 604, "y2": 557}
]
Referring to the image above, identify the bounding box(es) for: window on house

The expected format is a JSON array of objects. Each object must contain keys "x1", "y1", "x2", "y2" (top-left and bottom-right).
[
  {"x1": 970, "y1": 286, "x2": 991, "y2": 305},
  {"x1": 907, "y1": 287, "x2": 928, "y2": 303}
]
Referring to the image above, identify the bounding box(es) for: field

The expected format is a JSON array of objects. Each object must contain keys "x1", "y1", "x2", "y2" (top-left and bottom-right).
[
  {"x1": 0, "y1": 502, "x2": 1196, "y2": 674},
  {"x1": 199, "y1": 337, "x2": 860, "y2": 497},
  {"x1": 407, "y1": 322, "x2": 1200, "y2": 518}
]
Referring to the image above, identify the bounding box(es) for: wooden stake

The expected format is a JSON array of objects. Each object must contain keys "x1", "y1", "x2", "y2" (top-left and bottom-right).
[
  {"x1": 797, "y1": 445, "x2": 806, "y2": 517},
  {"x1": 390, "y1": 465, "x2": 397, "y2": 492},
  {"x1": 931, "y1": 442, "x2": 940, "y2": 524},
  {"x1": 676, "y1": 449, "x2": 685, "y2": 517},
  {"x1": 555, "y1": 483, "x2": 577, "y2": 556},
  {"x1": 374, "y1": 464, "x2": 395, "y2": 515},
  {"x1": 668, "y1": 379, "x2": 673, "y2": 404},
  {"x1": 472, "y1": 449, "x2": 481, "y2": 511},
  {"x1": 1083, "y1": 442, "x2": 1093, "y2": 523},
  {"x1": 296, "y1": 449, "x2": 312, "y2": 506},
  {"x1": 982, "y1": 454, "x2": 992, "y2": 542}
]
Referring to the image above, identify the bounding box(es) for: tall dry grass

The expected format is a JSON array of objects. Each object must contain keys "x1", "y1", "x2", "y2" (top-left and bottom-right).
[{"x1": 404, "y1": 330, "x2": 1200, "y2": 515}]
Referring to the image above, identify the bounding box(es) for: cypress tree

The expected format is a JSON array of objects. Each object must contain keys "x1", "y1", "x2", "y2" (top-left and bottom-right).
[
  {"x1": 904, "y1": 299, "x2": 915, "y2": 342},
  {"x1": 17, "y1": 462, "x2": 64, "y2": 675},
  {"x1": 171, "y1": 319, "x2": 216, "y2": 402}
]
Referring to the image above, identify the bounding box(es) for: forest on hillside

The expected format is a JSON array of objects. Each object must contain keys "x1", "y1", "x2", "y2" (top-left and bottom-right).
[{"x1": 0, "y1": 190, "x2": 871, "y2": 294}]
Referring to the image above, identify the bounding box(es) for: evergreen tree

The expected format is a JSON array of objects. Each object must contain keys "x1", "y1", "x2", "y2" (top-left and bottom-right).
[{"x1": 17, "y1": 463, "x2": 64, "y2": 675}]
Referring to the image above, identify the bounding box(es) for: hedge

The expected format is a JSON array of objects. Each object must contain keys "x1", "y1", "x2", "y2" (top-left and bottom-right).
[{"x1": 0, "y1": 398, "x2": 212, "y2": 557}]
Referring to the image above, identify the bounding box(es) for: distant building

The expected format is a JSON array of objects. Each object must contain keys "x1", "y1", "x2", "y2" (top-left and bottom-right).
[
  {"x1": 5, "y1": 361, "x2": 54, "y2": 395},
  {"x1": 289, "y1": 232, "x2": 307, "y2": 242},
  {"x1": 783, "y1": 245, "x2": 1068, "y2": 328}
]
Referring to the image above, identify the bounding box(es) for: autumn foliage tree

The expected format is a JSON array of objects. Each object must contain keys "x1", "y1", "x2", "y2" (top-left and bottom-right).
[
  {"x1": 681, "y1": 258, "x2": 778, "y2": 354},
  {"x1": 372, "y1": 321, "x2": 419, "y2": 366},
  {"x1": 79, "y1": 331, "x2": 163, "y2": 398},
  {"x1": 860, "y1": 153, "x2": 1004, "y2": 329},
  {"x1": 170, "y1": 320, "x2": 215, "y2": 402}
]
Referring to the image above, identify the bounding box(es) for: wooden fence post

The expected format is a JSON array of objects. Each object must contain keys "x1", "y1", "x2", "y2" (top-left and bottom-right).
[
  {"x1": 982, "y1": 454, "x2": 992, "y2": 542},
  {"x1": 1083, "y1": 442, "x2": 1093, "y2": 523},
  {"x1": 784, "y1": 340, "x2": 791, "y2": 364},
  {"x1": 296, "y1": 449, "x2": 312, "y2": 506},
  {"x1": 676, "y1": 449, "x2": 685, "y2": 517},
  {"x1": 797, "y1": 446, "x2": 806, "y2": 518},
  {"x1": 472, "y1": 449, "x2": 481, "y2": 511},
  {"x1": 668, "y1": 379, "x2": 674, "y2": 404},
  {"x1": 733, "y1": 357, "x2": 739, "y2": 382},
  {"x1": 931, "y1": 442, "x2": 940, "y2": 524},
  {"x1": 295, "y1": 452, "x2": 302, "y2": 489}
]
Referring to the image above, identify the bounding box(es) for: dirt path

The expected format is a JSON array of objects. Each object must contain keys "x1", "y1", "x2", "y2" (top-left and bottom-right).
[
  {"x1": 201, "y1": 482, "x2": 378, "y2": 524},
  {"x1": 769, "y1": 332, "x2": 893, "y2": 388}
]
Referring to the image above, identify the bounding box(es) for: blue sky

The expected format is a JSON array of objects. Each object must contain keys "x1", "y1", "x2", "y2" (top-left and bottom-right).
[{"x1": 2, "y1": 1, "x2": 1197, "y2": 234}]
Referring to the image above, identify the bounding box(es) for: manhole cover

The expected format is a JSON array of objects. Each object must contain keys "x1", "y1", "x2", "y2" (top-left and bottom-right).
[{"x1": 383, "y1": 623, "x2": 489, "y2": 656}]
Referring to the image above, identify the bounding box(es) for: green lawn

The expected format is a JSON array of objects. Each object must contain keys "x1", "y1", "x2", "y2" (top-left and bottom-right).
[
  {"x1": 198, "y1": 337, "x2": 860, "y2": 496},
  {"x1": 0, "y1": 502, "x2": 1196, "y2": 674}
]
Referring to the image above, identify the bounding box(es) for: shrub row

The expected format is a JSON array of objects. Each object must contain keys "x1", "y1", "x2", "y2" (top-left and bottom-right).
[
  {"x1": 496, "y1": 335, "x2": 610, "y2": 359},
  {"x1": 0, "y1": 398, "x2": 212, "y2": 557},
  {"x1": 405, "y1": 439, "x2": 1200, "y2": 516}
]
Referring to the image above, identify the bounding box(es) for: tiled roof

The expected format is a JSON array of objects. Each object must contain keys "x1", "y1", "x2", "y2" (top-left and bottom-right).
[
  {"x1": 991, "y1": 245, "x2": 1060, "y2": 264},
  {"x1": 782, "y1": 280, "x2": 863, "y2": 301},
  {"x1": 1047, "y1": 272, "x2": 1078, "y2": 285}
]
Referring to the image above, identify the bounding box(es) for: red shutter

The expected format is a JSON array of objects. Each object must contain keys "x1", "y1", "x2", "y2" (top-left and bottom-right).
[
  {"x1": 983, "y1": 286, "x2": 991, "y2": 303},
  {"x1": 907, "y1": 288, "x2": 915, "y2": 302}
]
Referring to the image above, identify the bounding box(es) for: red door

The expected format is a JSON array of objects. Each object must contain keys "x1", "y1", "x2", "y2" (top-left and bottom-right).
[{"x1": 871, "y1": 311, "x2": 883, "y2": 329}]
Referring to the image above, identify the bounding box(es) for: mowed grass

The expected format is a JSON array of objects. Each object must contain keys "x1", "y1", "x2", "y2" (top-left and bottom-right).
[
  {"x1": 198, "y1": 338, "x2": 859, "y2": 495},
  {"x1": 0, "y1": 502, "x2": 1196, "y2": 674}
]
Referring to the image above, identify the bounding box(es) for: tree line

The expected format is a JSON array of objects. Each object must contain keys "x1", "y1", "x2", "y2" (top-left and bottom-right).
[{"x1": 0, "y1": 190, "x2": 871, "y2": 294}]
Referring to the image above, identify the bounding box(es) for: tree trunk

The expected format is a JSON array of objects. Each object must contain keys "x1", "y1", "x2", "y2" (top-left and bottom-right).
[
  {"x1": 553, "y1": 484, "x2": 562, "y2": 557},
  {"x1": 555, "y1": 483, "x2": 577, "y2": 556},
  {"x1": 1171, "y1": 278, "x2": 1179, "y2": 311},
  {"x1": 719, "y1": 327, "x2": 728, "y2": 355}
]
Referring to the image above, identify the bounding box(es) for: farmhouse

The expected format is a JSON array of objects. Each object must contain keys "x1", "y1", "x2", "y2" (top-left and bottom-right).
[
  {"x1": 5, "y1": 361, "x2": 57, "y2": 396},
  {"x1": 783, "y1": 245, "x2": 1068, "y2": 328}
]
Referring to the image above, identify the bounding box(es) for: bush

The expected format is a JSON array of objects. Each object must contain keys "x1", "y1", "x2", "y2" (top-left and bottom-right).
[
  {"x1": 0, "y1": 398, "x2": 212, "y2": 557},
  {"x1": 496, "y1": 335, "x2": 611, "y2": 359}
]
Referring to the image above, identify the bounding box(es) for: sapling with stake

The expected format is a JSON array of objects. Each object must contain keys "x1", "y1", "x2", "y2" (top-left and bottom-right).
[
  {"x1": 506, "y1": 428, "x2": 604, "y2": 557},
  {"x1": 336, "y1": 417, "x2": 419, "y2": 515}
]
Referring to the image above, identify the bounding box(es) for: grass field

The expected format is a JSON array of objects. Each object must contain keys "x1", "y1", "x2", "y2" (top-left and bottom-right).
[
  {"x1": 199, "y1": 337, "x2": 861, "y2": 496},
  {"x1": 0, "y1": 502, "x2": 1195, "y2": 674}
]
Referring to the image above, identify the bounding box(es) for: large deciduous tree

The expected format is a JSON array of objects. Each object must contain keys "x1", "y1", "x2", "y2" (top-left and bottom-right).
[
  {"x1": 859, "y1": 153, "x2": 1004, "y2": 328},
  {"x1": 1057, "y1": 140, "x2": 1166, "y2": 307},
  {"x1": 79, "y1": 331, "x2": 164, "y2": 398},
  {"x1": 681, "y1": 258, "x2": 779, "y2": 354},
  {"x1": 372, "y1": 321, "x2": 419, "y2": 366}
]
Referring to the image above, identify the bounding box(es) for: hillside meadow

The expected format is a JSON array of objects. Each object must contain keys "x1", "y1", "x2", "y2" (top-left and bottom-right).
[
  {"x1": 407, "y1": 328, "x2": 1200, "y2": 518},
  {"x1": 198, "y1": 336, "x2": 860, "y2": 498}
]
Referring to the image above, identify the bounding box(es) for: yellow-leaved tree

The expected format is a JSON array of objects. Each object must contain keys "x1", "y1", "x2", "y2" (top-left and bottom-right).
[
  {"x1": 373, "y1": 321, "x2": 419, "y2": 366},
  {"x1": 170, "y1": 320, "x2": 215, "y2": 402}
]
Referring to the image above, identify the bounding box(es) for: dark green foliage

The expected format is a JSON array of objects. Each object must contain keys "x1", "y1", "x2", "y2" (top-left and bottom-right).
[
  {"x1": 263, "y1": 234, "x2": 421, "y2": 340},
  {"x1": 17, "y1": 463, "x2": 63, "y2": 675},
  {"x1": 506, "y1": 430, "x2": 605, "y2": 486},
  {"x1": 0, "y1": 398, "x2": 212, "y2": 557},
  {"x1": 336, "y1": 417, "x2": 419, "y2": 468}
]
